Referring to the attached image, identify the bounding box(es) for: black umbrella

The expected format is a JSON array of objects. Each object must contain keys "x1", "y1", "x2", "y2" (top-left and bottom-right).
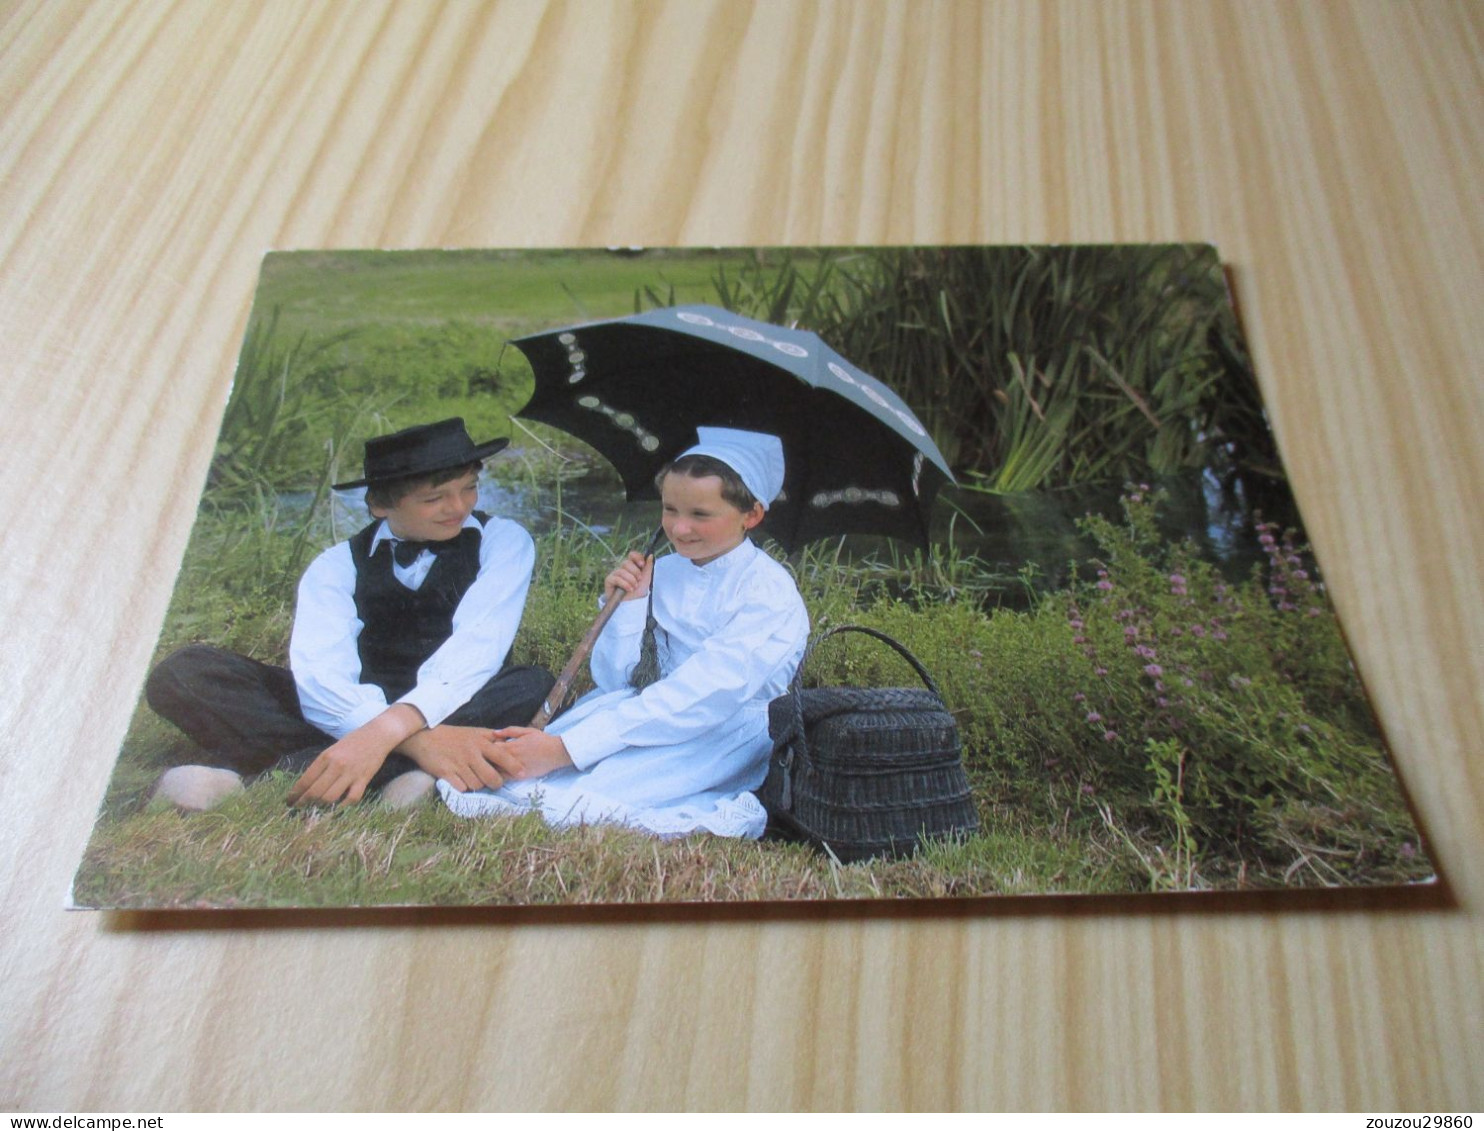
[{"x1": 511, "y1": 304, "x2": 954, "y2": 550}]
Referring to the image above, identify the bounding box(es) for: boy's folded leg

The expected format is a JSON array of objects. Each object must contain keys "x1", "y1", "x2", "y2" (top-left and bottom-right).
[
  {"x1": 368, "y1": 751, "x2": 423, "y2": 791},
  {"x1": 146, "y1": 644, "x2": 330, "y2": 773},
  {"x1": 446, "y1": 664, "x2": 557, "y2": 729},
  {"x1": 270, "y1": 744, "x2": 332, "y2": 776}
]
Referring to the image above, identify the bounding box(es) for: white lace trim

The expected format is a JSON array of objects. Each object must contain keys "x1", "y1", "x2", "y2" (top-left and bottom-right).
[{"x1": 437, "y1": 780, "x2": 766, "y2": 840}]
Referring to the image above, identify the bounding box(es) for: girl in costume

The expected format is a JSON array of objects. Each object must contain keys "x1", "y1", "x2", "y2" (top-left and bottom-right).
[{"x1": 440, "y1": 427, "x2": 809, "y2": 838}]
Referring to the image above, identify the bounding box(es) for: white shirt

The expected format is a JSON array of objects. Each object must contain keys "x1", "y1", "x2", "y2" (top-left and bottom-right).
[
  {"x1": 288, "y1": 513, "x2": 536, "y2": 738},
  {"x1": 555, "y1": 538, "x2": 810, "y2": 768}
]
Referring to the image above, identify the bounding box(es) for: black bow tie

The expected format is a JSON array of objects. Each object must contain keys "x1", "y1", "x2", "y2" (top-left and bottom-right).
[{"x1": 389, "y1": 536, "x2": 461, "y2": 568}]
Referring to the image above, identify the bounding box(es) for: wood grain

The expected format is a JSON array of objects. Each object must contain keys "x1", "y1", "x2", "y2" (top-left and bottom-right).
[{"x1": 3, "y1": 0, "x2": 1481, "y2": 1111}]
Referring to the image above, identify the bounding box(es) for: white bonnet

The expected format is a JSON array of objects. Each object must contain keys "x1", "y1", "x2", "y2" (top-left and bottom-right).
[{"x1": 678, "y1": 426, "x2": 785, "y2": 509}]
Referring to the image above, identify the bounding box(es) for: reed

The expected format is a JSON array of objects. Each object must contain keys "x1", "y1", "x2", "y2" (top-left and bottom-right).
[
  {"x1": 684, "y1": 246, "x2": 1276, "y2": 493},
  {"x1": 212, "y1": 307, "x2": 372, "y2": 495}
]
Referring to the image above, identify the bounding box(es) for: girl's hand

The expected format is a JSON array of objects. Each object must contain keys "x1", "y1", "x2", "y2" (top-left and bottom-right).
[{"x1": 604, "y1": 550, "x2": 655, "y2": 602}]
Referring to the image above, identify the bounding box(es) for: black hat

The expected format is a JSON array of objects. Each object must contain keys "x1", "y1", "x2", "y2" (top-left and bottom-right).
[{"x1": 332, "y1": 418, "x2": 510, "y2": 490}]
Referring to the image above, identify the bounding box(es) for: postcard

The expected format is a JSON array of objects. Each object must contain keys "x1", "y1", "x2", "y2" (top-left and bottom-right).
[{"x1": 71, "y1": 245, "x2": 1433, "y2": 909}]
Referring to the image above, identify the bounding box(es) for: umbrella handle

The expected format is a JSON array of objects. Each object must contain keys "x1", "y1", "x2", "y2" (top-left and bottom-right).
[{"x1": 527, "y1": 527, "x2": 666, "y2": 730}]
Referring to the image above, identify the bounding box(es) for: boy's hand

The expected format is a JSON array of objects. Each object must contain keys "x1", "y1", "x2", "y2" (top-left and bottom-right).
[
  {"x1": 286, "y1": 703, "x2": 423, "y2": 807},
  {"x1": 490, "y1": 727, "x2": 575, "y2": 780},
  {"x1": 605, "y1": 551, "x2": 655, "y2": 602},
  {"x1": 399, "y1": 725, "x2": 506, "y2": 793},
  {"x1": 287, "y1": 729, "x2": 393, "y2": 807}
]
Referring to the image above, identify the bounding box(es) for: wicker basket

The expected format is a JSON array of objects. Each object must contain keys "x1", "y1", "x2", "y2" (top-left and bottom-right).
[{"x1": 759, "y1": 625, "x2": 978, "y2": 863}]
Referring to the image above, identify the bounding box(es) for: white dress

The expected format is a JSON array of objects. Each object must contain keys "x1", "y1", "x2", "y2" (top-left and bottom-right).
[{"x1": 439, "y1": 538, "x2": 809, "y2": 838}]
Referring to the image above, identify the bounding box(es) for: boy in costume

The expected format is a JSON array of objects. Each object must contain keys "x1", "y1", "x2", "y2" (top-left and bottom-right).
[
  {"x1": 441, "y1": 426, "x2": 809, "y2": 838},
  {"x1": 147, "y1": 417, "x2": 554, "y2": 809}
]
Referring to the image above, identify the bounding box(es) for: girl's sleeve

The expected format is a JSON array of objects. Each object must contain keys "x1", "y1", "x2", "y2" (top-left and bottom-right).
[
  {"x1": 586, "y1": 594, "x2": 649, "y2": 692},
  {"x1": 558, "y1": 570, "x2": 808, "y2": 769}
]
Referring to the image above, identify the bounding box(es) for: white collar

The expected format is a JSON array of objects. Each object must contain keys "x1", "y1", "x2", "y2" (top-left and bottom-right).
[
  {"x1": 368, "y1": 513, "x2": 483, "y2": 555},
  {"x1": 685, "y1": 536, "x2": 758, "y2": 575}
]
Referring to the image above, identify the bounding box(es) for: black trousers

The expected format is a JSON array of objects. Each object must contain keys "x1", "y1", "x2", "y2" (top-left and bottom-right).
[{"x1": 145, "y1": 644, "x2": 555, "y2": 788}]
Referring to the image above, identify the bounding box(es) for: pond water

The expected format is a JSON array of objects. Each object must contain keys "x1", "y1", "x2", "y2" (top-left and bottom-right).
[{"x1": 283, "y1": 444, "x2": 1308, "y2": 603}]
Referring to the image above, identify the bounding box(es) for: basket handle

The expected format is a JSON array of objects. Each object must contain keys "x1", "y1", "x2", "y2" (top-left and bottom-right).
[
  {"x1": 793, "y1": 624, "x2": 943, "y2": 699},
  {"x1": 775, "y1": 625, "x2": 945, "y2": 772}
]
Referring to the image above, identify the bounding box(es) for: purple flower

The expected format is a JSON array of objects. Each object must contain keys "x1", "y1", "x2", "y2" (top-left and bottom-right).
[
  {"x1": 1069, "y1": 618, "x2": 1084, "y2": 630},
  {"x1": 1135, "y1": 644, "x2": 1157, "y2": 659},
  {"x1": 1103, "y1": 730, "x2": 1118, "y2": 742},
  {"x1": 1097, "y1": 580, "x2": 1113, "y2": 591},
  {"x1": 1190, "y1": 624, "x2": 1206, "y2": 637},
  {"x1": 1169, "y1": 573, "x2": 1186, "y2": 586},
  {"x1": 1086, "y1": 711, "x2": 1102, "y2": 723},
  {"x1": 1073, "y1": 692, "x2": 1086, "y2": 703},
  {"x1": 1095, "y1": 667, "x2": 1108, "y2": 676},
  {"x1": 1144, "y1": 664, "x2": 1163, "y2": 678},
  {"x1": 1081, "y1": 783, "x2": 1096, "y2": 795},
  {"x1": 1292, "y1": 569, "x2": 1309, "y2": 581}
]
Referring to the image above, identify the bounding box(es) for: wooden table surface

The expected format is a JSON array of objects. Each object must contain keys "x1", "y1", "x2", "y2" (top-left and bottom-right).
[{"x1": 3, "y1": 0, "x2": 1481, "y2": 1112}]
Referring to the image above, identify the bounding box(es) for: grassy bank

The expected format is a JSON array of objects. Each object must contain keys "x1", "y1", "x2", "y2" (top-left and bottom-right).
[
  {"x1": 75, "y1": 779, "x2": 1117, "y2": 907},
  {"x1": 76, "y1": 487, "x2": 1430, "y2": 908}
]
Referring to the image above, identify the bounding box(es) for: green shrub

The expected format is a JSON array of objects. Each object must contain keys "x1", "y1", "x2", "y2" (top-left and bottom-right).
[{"x1": 1038, "y1": 487, "x2": 1414, "y2": 885}]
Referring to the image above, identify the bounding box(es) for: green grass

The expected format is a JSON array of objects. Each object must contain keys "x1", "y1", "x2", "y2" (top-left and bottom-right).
[
  {"x1": 235, "y1": 249, "x2": 756, "y2": 489},
  {"x1": 254, "y1": 248, "x2": 733, "y2": 335},
  {"x1": 74, "y1": 773, "x2": 1115, "y2": 908}
]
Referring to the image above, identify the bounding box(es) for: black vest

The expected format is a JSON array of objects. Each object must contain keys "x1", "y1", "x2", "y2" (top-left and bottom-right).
[{"x1": 348, "y1": 513, "x2": 488, "y2": 700}]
